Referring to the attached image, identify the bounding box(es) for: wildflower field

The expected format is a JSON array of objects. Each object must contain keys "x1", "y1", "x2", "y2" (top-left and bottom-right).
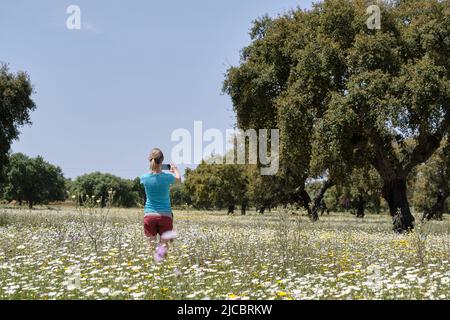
[{"x1": 0, "y1": 207, "x2": 449, "y2": 300}]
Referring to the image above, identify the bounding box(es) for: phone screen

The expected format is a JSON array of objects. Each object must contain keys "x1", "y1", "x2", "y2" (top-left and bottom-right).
[{"x1": 161, "y1": 164, "x2": 171, "y2": 170}]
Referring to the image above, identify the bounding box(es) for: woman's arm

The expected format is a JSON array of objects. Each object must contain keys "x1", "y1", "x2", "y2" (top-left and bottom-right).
[{"x1": 170, "y1": 163, "x2": 181, "y2": 183}]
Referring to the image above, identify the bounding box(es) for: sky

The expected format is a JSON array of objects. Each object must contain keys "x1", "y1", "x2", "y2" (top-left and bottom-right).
[{"x1": 1, "y1": 0, "x2": 313, "y2": 179}]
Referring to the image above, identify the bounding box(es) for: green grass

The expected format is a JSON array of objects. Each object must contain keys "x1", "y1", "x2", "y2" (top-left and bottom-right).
[{"x1": 0, "y1": 206, "x2": 449, "y2": 299}]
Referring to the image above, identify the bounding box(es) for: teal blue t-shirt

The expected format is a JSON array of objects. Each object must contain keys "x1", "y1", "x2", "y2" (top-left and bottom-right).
[{"x1": 140, "y1": 172, "x2": 175, "y2": 215}]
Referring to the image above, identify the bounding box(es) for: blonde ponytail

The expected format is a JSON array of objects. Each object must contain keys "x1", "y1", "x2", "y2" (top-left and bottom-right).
[
  {"x1": 149, "y1": 148, "x2": 164, "y2": 172},
  {"x1": 151, "y1": 158, "x2": 157, "y2": 171}
]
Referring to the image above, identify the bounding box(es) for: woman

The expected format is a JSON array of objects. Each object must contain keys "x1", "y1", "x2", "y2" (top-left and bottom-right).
[{"x1": 140, "y1": 148, "x2": 181, "y2": 262}]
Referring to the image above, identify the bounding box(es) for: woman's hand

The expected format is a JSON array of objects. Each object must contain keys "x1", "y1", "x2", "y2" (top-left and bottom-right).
[
  {"x1": 170, "y1": 163, "x2": 181, "y2": 183},
  {"x1": 169, "y1": 163, "x2": 177, "y2": 173}
]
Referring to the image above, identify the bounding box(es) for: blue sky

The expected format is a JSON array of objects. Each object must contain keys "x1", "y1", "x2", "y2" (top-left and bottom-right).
[{"x1": 2, "y1": 0, "x2": 313, "y2": 179}]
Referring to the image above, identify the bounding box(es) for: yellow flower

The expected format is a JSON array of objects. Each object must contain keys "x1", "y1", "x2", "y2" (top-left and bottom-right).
[
  {"x1": 228, "y1": 293, "x2": 237, "y2": 299},
  {"x1": 277, "y1": 291, "x2": 287, "y2": 297}
]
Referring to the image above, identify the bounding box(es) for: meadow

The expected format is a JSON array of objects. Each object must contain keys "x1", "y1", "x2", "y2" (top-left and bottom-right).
[{"x1": 0, "y1": 206, "x2": 449, "y2": 300}]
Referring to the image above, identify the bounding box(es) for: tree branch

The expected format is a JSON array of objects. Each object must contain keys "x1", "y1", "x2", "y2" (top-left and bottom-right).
[{"x1": 402, "y1": 117, "x2": 450, "y2": 174}]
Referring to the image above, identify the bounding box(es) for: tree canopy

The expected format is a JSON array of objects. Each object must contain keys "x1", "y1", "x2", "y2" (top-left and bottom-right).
[
  {"x1": 70, "y1": 172, "x2": 139, "y2": 208},
  {"x1": 184, "y1": 161, "x2": 248, "y2": 212},
  {"x1": 0, "y1": 65, "x2": 36, "y2": 177},
  {"x1": 410, "y1": 139, "x2": 450, "y2": 220},
  {"x1": 2, "y1": 153, "x2": 66, "y2": 208}
]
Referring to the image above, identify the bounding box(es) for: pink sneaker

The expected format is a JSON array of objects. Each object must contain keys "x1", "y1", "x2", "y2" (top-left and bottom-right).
[{"x1": 154, "y1": 244, "x2": 168, "y2": 262}]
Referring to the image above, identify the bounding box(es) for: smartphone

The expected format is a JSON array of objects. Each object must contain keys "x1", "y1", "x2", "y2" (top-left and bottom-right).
[{"x1": 161, "y1": 164, "x2": 171, "y2": 170}]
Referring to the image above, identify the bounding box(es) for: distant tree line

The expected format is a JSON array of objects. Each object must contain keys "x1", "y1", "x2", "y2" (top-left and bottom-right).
[
  {"x1": 0, "y1": 153, "x2": 144, "y2": 209},
  {"x1": 0, "y1": 149, "x2": 448, "y2": 220},
  {"x1": 180, "y1": 151, "x2": 449, "y2": 219}
]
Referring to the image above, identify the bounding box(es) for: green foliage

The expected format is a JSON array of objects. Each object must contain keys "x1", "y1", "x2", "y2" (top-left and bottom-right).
[
  {"x1": 2, "y1": 153, "x2": 66, "y2": 208},
  {"x1": 334, "y1": 166, "x2": 384, "y2": 214},
  {"x1": 131, "y1": 177, "x2": 146, "y2": 207},
  {"x1": 170, "y1": 182, "x2": 191, "y2": 207},
  {"x1": 410, "y1": 140, "x2": 450, "y2": 212},
  {"x1": 184, "y1": 163, "x2": 218, "y2": 209},
  {"x1": 71, "y1": 172, "x2": 138, "y2": 208},
  {"x1": 246, "y1": 164, "x2": 280, "y2": 210},
  {"x1": 0, "y1": 64, "x2": 36, "y2": 176},
  {"x1": 184, "y1": 161, "x2": 248, "y2": 210}
]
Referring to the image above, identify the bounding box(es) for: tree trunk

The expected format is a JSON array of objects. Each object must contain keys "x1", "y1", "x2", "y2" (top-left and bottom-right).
[
  {"x1": 381, "y1": 178, "x2": 415, "y2": 232},
  {"x1": 28, "y1": 197, "x2": 33, "y2": 209},
  {"x1": 319, "y1": 200, "x2": 329, "y2": 216},
  {"x1": 310, "y1": 179, "x2": 334, "y2": 221},
  {"x1": 423, "y1": 190, "x2": 448, "y2": 221},
  {"x1": 241, "y1": 203, "x2": 247, "y2": 215},
  {"x1": 355, "y1": 195, "x2": 366, "y2": 218},
  {"x1": 373, "y1": 196, "x2": 381, "y2": 214},
  {"x1": 227, "y1": 204, "x2": 235, "y2": 215},
  {"x1": 296, "y1": 189, "x2": 313, "y2": 217},
  {"x1": 258, "y1": 207, "x2": 265, "y2": 214}
]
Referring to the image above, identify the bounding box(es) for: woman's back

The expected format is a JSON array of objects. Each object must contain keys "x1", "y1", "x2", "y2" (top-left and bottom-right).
[{"x1": 140, "y1": 172, "x2": 175, "y2": 215}]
